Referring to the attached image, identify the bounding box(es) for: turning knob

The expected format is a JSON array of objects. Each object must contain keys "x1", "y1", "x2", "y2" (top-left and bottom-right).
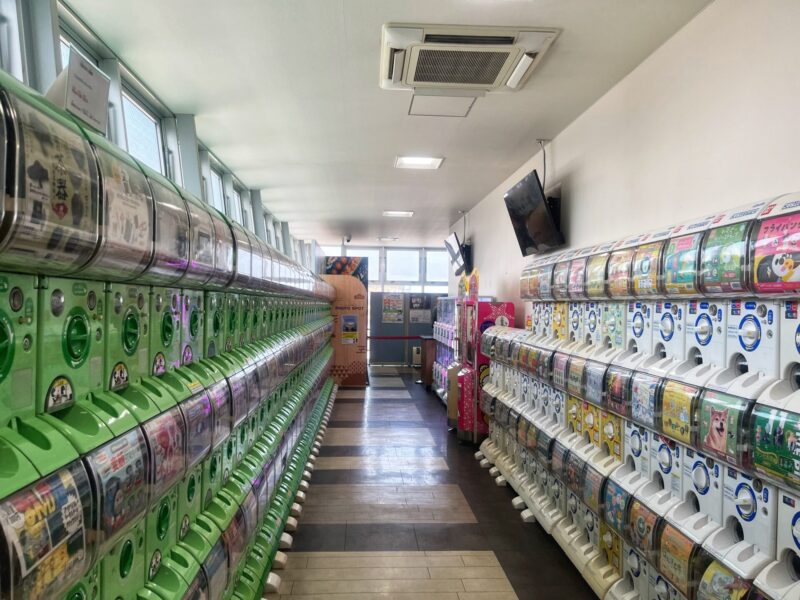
[
  {"x1": 692, "y1": 465, "x2": 709, "y2": 492},
  {"x1": 658, "y1": 447, "x2": 671, "y2": 470}
]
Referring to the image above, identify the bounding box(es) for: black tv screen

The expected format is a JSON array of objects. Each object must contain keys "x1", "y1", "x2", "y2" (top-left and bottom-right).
[
  {"x1": 504, "y1": 169, "x2": 564, "y2": 256},
  {"x1": 444, "y1": 232, "x2": 468, "y2": 276}
]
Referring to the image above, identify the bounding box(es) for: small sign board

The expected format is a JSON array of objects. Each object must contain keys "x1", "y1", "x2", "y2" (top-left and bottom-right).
[{"x1": 46, "y1": 48, "x2": 110, "y2": 134}]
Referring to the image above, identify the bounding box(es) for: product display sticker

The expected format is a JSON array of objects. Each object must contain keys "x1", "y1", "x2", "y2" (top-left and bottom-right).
[
  {"x1": 182, "y1": 569, "x2": 209, "y2": 600},
  {"x1": 528, "y1": 268, "x2": 542, "y2": 299},
  {"x1": 661, "y1": 381, "x2": 698, "y2": 445},
  {"x1": 151, "y1": 179, "x2": 190, "y2": 281},
  {"x1": 603, "y1": 478, "x2": 630, "y2": 535},
  {"x1": 600, "y1": 522, "x2": 622, "y2": 575},
  {"x1": 566, "y1": 395, "x2": 582, "y2": 435},
  {"x1": 583, "y1": 401, "x2": 601, "y2": 448},
  {"x1": 526, "y1": 419, "x2": 538, "y2": 451},
  {"x1": 752, "y1": 404, "x2": 800, "y2": 486},
  {"x1": 182, "y1": 196, "x2": 215, "y2": 285},
  {"x1": 664, "y1": 233, "x2": 703, "y2": 296},
  {"x1": 568, "y1": 257, "x2": 588, "y2": 298},
  {"x1": 565, "y1": 453, "x2": 585, "y2": 494},
  {"x1": 601, "y1": 411, "x2": 623, "y2": 462},
  {"x1": 584, "y1": 362, "x2": 607, "y2": 407},
  {"x1": 608, "y1": 249, "x2": 635, "y2": 298},
  {"x1": 143, "y1": 406, "x2": 187, "y2": 498},
  {"x1": 517, "y1": 418, "x2": 529, "y2": 448},
  {"x1": 552, "y1": 261, "x2": 571, "y2": 299},
  {"x1": 586, "y1": 253, "x2": 609, "y2": 299},
  {"x1": 752, "y1": 213, "x2": 800, "y2": 294},
  {"x1": 605, "y1": 367, "x2": 632, "y2": 417},
  {"x1": 696, "y1": 560, "x2": 751, "y2": 600},
  {"x1": 539, "y1": 264, "x2": 555, "y2": 299},
  {"x1": 241, "y1": 490, "x2": 258, "y2": 540},
  {"x1": 551, "y1": 440, "x2": 569, "y2": 478},
  {"x1": 700, "y1": 222, "x2": 750, "y2": 294},
  {"x1": 536, "y1": 430, "x2": 553, "y2": 462},
  {"x1": 227, "y1": 370, "x2": 248, "y2": 427},
  {"x1": 698, "y1": 391, "x2": 751, "y2": 466},
  {"x1": 222, "y1": 509, "x2": 248, "y2": 573},
  {"x1": 659, "y1": 523, "x2": 695, "y2": 596},
  {"x1": 582, "y1": 465, "x2": 604, "y2": 513},
  {"x1": 627, "y1": 499, "x2": 658, "y2": 554},
  {"x1": 243, "y1": 364, "x2": 260, "y2": 415},
  {"x1": 630, "y1": 372, "x2": 660, "y2": 428},
  {"x1": 6, "y1": 95, "x2": 98, "y2": 272},
  {"x1": 85, "y1": 428, "x2": 149, "y2": 550},
  {"x1": 90, "y1": 147, "x2": 153, "y2": 279},
  {"x1": 567, "y1": 357, "x2": 586, "y2": 398},
  {"x1": 552, "y1": 353, "x2": 569, "y2": 391},
  {"x1": 208, "y1": 380, "x2": 232, "y2": 449},
  {"x1": 203, "y1": 539, "x2": 228, "y2": 600},
  {"x1": 180, "y1": 392, "x2": 214, "y2": 470},
  {"x1": 633, "y1": 242, "x2": 664, "y2": 296},
  {"x1": 0, "y1": 461, "x2": 92, "y2": 599},
  {"x1": 537, "y1": 349, "x2": 553, "y2": 380}
]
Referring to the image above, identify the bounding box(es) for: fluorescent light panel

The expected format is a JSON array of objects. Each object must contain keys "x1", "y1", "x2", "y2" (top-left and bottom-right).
[
  {"x1": 383, "y1": 210, "x2": 414, "y2": 218},
  {"x1": 394, "y1": 156, "x2": 443, "y2": 169},
  {"x1": 378, "y1": 236, "x2": 399, "y2": 242}
]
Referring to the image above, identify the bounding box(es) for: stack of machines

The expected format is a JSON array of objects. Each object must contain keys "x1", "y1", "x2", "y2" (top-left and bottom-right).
[
  {"x1": 0, "y1": 70, "x2": 339, "y2": 600},
  {"x1": 476, "y1": 195, "x2": 800, "y2": 600},
  {"x1": 432, "y1": 297, "x2": 457, "y2": 409},
  {"x1": 456, "y1": 279, "x2": 514, "y2": 443}
]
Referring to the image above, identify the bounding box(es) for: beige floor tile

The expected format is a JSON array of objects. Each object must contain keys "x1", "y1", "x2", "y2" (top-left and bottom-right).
[
  {"x1": 337, "y1": 388, "x2": 367, "y2": 399},
  {"x1": 269, "y1": 593, "x2": 460, "y2": 600},
  {"x1": 305, "y1": 555, "x2": 463, "y2": 569},
  {"x1": 314, "y1": 456, "x2": 448, "y2": 471},
  {"x1": 458, "y1": 593, "x2": 518, "y2": 600},
  {"x1": 460, "y1": 555, "x2": 501, "y2": 567},
  {"x1": 289, "y1": 578, "x2": 466, "y2": 594},
  {"x1": 283, "y1": 567, "x2": 431, "y2": 581},
  {"x1": 428, "y1": 567, "x2": 507, "y2": 580},
  {"x1": 288, "y1": 551, "x2": 426, "y2": 558},
  {"x1": 461, "y1": 578, "x2": 515, "y2": 592},
  {"x1": 331, "y1": 403, "x2": 424, "y2": 421},
  {"x1": 365, "y1": 389, "x2": 412, "y2": 399},
  {"x1": 323, "y1": 428, "x2": 436, "y2": 446}
]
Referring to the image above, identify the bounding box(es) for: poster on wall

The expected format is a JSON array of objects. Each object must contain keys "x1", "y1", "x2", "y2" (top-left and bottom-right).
[
  {"x1": 326, "y1": 256, "x2": 368, "y2": 289},
  {"x1": 341, "y1": 315, "x2": 358, "y2": 344},
  {"x1": 409, "y1": 294, "x2": 433, "y2": 324},
  {"x1": 382, "y1": 294, "x2": 404, "y2": 323}
]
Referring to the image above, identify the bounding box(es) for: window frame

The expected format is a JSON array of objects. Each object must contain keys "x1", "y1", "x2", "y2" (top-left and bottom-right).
[{"x1": 120, "y1": 85, "x2": 166, "y2": 174}]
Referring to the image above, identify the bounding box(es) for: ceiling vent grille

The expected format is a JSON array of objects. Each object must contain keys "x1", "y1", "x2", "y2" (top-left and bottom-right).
[{"x1": 380, "y1": 24, "x2": 559, "y2": 93}]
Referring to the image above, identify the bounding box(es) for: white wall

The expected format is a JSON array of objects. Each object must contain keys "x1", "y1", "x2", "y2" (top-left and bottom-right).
[{"x1": 450, "y1": 0, "x2": 800, "y2": 325}]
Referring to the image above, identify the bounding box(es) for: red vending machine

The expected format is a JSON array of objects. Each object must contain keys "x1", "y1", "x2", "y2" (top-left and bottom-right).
[{"x1": 456, "y1": 273, "x2": 515, "y2": 443}]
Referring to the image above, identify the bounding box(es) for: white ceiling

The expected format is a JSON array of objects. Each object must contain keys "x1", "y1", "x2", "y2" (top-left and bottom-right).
[{"x1": 67, "y1": 0, "x2": 710, "y2": 247}]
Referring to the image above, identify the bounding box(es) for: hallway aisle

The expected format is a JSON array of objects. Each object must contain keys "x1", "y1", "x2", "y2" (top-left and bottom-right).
[{"x1": 269, "y1": 368, "x2": 594, "y2": 600}]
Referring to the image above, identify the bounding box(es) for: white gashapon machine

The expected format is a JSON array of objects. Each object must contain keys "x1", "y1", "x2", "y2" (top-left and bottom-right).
[{"x1": 474, "y1": 195, "x2": 800, "y2": 600}]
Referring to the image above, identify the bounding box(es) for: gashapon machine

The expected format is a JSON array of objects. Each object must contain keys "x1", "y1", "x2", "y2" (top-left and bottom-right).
[
  {"x1": 456, "y1": 272, "x2": 515, "y2": 443},
  {"x1": 582, "y1": 242, "x2": 620, "y2": 363},
  {"x1": 552, "y1": 250, "x2": 578, "y2": 351},
  {"x1": 561, "y1": 247, "x2": 596, "y2": 357},
  {"x1": 609, "y1": 233, "x2": 654, "y2": 372},
  {"x1": 529, "y1": 256, "x2": 558, "y2": 347}
]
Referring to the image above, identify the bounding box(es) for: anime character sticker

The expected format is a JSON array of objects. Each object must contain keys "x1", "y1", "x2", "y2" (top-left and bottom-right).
[{"x1": 752, "y1": 213, "x2": 800, "y2": 293}]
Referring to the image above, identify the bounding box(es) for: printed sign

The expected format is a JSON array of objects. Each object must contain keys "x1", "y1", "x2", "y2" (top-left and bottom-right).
[
  {"x1": 664, "y1": 233, "x2": 703, "y2": 296},
  {"x1": 752, "y1": 213, "x2": 800, "y2": 294},
  {"x1": 382, "y1": 294, "x2": 404, "y2": 323},
  {"x1": 568, "y1": 257, "x2": 588, "y2": 298},
  {"x1": 567, "y1": 357, "x2": 586, "y2": 398},
  {"x1": 607, "y1": 249, "x2": 634, "y2": 298},
  {"x1": 341, "y1": 314, "x2": 358, "y2": 344},
  {"x1": 586, "y1": 253, "x2": 609, "y2": 298},
  {"x1": 552, "y1": 352, "x2": 569, "y2": 391},
  {"x1": 605, "y1": 366, "x2": 632, "y2": 417},
  {"x1": 661, "y1": 381, "x2": 698, "y2": 444},
  {"x1": 208, "y1": 380, "x2": 232, "y2": 448},
  {"x1": 85, "y1": 428, "x2": 149, "y2": 550},
  {"x1": 143, "y1": 407, "x2": 187, "y2": 498},
  {"x1": 627, "y1": 499, "x2": 658, "y2": 554},
  {"x1": 180, "y1": 392, "x2": 214, "y2": 470},
  {"x1": 584, "y1": 361, "x2": 607, "y2": 407},
  {"x1": 582, "y1": 465, "x2": 604, "y2": 513},
  {"x1": 603, "y1": 479, "x2": 630, "y2": 535},
  {"x1": 633, "y1": 242, "x2": 664, "y2": 296},
  {"x1": 0, "y1": 462, "x2": 92, "y2": 599},
  {"x1": 659, "y1": 523, "x2": 695, "y2": 596},
  {"x1": 699, "y1": 390, "x2": 751, "y2": 466},
  {"x1": 630, "y1": 372, "x2": 660, "y2": 428},
  {"x1": 203, "y1": 540, "x2": 228, "y2": 600},
  {"x1": 752, "y1": 404, "x2": 800, "y2": 486},
  {"x1": 696, "y1": 560, "x2": 751, "y2": 600},
  {"x1": 700, "y1": 223, "x2": 750, "y2": 294},
  {"x1": 552, "y1": 261, "x2": 571, "y2": 299},
  {"x1": 50, "y1": 49, "x2": 111, "y2": 132}
]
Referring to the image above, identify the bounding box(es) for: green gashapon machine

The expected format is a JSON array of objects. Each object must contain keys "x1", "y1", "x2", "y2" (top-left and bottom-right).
[{"x1": 177, "y1": 390, "x2": 213, "y2": 540}]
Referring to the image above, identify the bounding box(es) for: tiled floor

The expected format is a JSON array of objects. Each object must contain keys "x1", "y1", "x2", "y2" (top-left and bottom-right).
[{"x1": 285, "y1": 371, "x2": 595, "y2": 600}]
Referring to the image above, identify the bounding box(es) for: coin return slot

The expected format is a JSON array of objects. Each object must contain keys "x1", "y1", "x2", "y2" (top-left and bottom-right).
[
  {"x1": 655, "y1": 342, "x2": 666, "y2": 359},
  {"x1": 688, "y1": 347, "x2": 703, "y2": 366},
  {"x1": 732, "y1": 353, "x2": 749, "y2": 375}
]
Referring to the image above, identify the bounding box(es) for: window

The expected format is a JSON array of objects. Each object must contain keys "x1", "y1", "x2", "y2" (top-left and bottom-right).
[
  {"x1": 230, "y1": 189, "x2": 243, "y2": 224},
  {"x1": 122, "y1": 91, "x2": 163, "y2": 173},
  {"x1": 263, "y1": 214, "x2": 274, "y2": 246},
  {"x1": 384, "y1": 284, "x2": 423, "y2": 294},
  {"x1": 241, "y1": 194, "x2": 252, "y2": 230},
  {"x1": 209, "y1": 170, "x2": 225, "y2": 213},
  {"x1": 0, "y1": 1, "x2": 24, "y2": 81},
  {"x1": 425, "y1": 250, "x2": 449, "y2": 282},
  {"x1": 424, "y1": 285, "x2": 449, "y2": 294},
  {"x1": 320, "y1": 245, "x2": 341, "y2": 256},
  {"x1": 59, "y1": 38, "x2": 70, "y2": 69},
  {"x1": 346, "y1": 247, "x2": 380, "y2": 281},
  {"x1": 386, "y1": 249, "x2": 420, "y2": 282},
  {"x1": 273, "y1": 220, "x2": 283, "y2": 253}
]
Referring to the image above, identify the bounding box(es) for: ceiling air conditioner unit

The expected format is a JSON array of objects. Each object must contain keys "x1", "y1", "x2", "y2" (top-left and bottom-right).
[{"x1": 380, "y1": 23, "x2": 559, "y2": 93}]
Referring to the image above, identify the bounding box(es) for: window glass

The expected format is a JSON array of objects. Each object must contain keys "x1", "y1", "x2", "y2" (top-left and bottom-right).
[
  {"x1": 386, "y1": 249, "x2": 420, "y2": 282},
  {"x1": 240, "y1": 195, "x2": 251, "y2": 230},
  {"x1": 384, "y1": 284, "x2": 422, "y2": 293},
  {"x1": 424, "y1": 285, "x2": 449, "y2": 294},
  {"x1": 231, "y1": 189, "x2": 242, "y2": 224},
  {"x1": 59, "y1": 38, "x2": 71, "y2": 69},
  {"x1": 209, "y1": 170, "x2": 225, "y2": 213},
  {"x1": 425, "y1": 250, "x2": 449, "y2": 282},
  {"x1": 273, "y1": 221, "x2": 283, "y2": 253},
  {"x1": 346, "y1": 247, "x2": 380, "y2": 281},
  {"x1": 320, "y1": 245, "x2": 341, "y2": 256},
  {"x1": 122, "y1": 91, "x2": 163, "y2": 173},
  {"x1": 263, "y1": 215, "x2": 274, "y2": 246}
]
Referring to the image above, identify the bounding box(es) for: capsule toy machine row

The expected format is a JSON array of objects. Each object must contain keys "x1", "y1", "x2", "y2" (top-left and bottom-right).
[
  {"x1": 553, "y1": 250, "x2": 585, "y2": 356},
  {"x1": 698, "y1": 389, "x2": 780, "y2": 580},
  {"x1": 704, "y1": 202, "x2": 781, "y2": 402},
  {"x1": 540, "y1": 438, "x2": 571, "y2": 533},
  {"x1": 652, "y1": 521, "x2": 711, "y2": 600},
  {"x1": 605, "y1": 479, "x2": 648, "y2": 600},
  {"x1": 584, "y1": 464, "x2": 625, "y2": 597},
  {"x1": 754, "y1": 485, "x2": 800, "y2": 600},
  {"x1": 202, "y1": 208, "x2": 236, "y2": 359},
  {"x1": 583, "y1": 242, "x2": 623, "y2": 363},
  {"x1": 553, "y1": 448, "x2": 588, "y2": 555},
  {"x1": 531, "y1": 261, "x2": 556, "y2": 346}
]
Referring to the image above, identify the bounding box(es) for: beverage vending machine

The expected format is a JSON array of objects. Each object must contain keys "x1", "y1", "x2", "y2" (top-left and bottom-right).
[{"x1": 456, "y1": 272, "x2": 514, "y2": 443}]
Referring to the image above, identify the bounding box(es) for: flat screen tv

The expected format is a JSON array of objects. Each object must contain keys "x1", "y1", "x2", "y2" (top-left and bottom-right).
[
  {"x1": 444, "y1": 232, "x2": 471, "y2": 276},
  {"x1": 504, "y1": 169, "x2": 564, "y2": 256}
]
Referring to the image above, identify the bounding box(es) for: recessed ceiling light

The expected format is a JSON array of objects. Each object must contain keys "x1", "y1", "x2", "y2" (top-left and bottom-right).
[
  {"x1": 382, "y1": 210, "x2": 414, "y2": 218},
  {"x1": 394, "y1": 156, "x2": 443, "y2": 170},
  {"x1": 378, "y1": 236, "x2": 399, "y2": 242}
]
